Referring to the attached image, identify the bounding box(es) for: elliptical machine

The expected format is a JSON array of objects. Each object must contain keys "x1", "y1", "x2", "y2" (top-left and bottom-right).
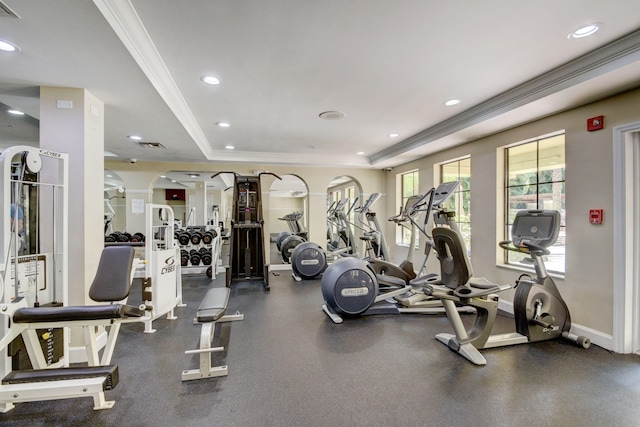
[
  {"x1": 290, "y1": 192, "x2": 384, "y2": 282},
  {"x1": 277, "y1": 211, "x2": 307, "y2": 263},
  {"x1": 320, "y1": 182, "x2": 473, "y2": 324},
  {"x1": 326, "y1": 197, "x2": 358, "y2": 259},
  {"x1": 428, "y1": 209, "x2": 590, "y2": 366},
  {"x1": 357, "y1": 193, "x2": 389, "y2": 261},
  {"x1": 368, "y1": 181, "x2": 460, "y2": 284}
]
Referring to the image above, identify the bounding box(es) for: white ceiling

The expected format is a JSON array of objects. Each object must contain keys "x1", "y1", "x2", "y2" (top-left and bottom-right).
[{"x1": 1, "y1": 0, "x2": 640, "y2": 171}]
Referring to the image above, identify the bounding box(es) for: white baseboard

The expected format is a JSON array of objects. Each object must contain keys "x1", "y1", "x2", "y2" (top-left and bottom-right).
[{"x1": 269, "y1": 263, "x2": 292, "y2": 271}]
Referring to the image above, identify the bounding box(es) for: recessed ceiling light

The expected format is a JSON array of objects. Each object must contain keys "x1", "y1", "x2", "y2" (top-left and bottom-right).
[
  {"x1": 225, "y1": 145, "x2": 234, "y2": 150},
  {"x1": 105, "y1": 174, "x2": 113, "y2": 178},
  {"x1": 128, "y1": 135, "x2": 142, "y2": 141},
  {"x1": 171, "y1": 179, "x2": 177, "y2": 183},
  {"x1": 388, "y1": 133, "x2": 399, "y2": 138},
  {"x1": 217, "y1": 122, "x2": 230, "y2": 128},
  {"x1": 444, "y1": 99, "x2": 461, "y2": 106},
  {"x1": 357, "y1": 151, "x2": 365, "y2": 155},
  {"x1": 568, "y1": 23, "x2": 602, "y2": 39},
  {"x1": 7, "y1": 109, "x2": 24, "y2": 115},
  {"x1": 201, "y1": 75, "x2": 221, "y2": 85},
  {"x1": 0, "y1": 39, "x2": 19, "y2": 52},
  {"x1": 160, "y1": 175, "x2": 167, "y2": 178},
  {"x1": 319, "y1": 111, "x2": 345, "y2": 120}
]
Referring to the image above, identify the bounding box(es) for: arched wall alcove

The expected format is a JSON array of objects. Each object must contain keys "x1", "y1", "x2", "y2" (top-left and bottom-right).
[
  {"x1": 150, "y1": 170, "x2": 233, "y2": 229},
  {"x1": 103, "y1": 170, "x2": 126, "y2": 234},
  {"x1": 269, "y1": 174, "x2": 309, "y2": 235}
]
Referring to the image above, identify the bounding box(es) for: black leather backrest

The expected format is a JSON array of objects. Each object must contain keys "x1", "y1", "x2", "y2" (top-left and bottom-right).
[
  {"x1": 89, "y1": 246, "x2": 135, "y2": 302},
  {"x1": 432, "y1": 227, "x2": 472, "y2": 290}
]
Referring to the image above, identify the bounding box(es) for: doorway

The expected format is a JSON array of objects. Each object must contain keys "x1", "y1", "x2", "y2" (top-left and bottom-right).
[{"x1": 613, "y1": 122, "x2": 640, "y2": 354}]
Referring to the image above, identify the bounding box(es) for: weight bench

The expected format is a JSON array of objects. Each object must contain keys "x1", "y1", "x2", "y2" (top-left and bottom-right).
[
  {"x1": 0, "y1": 246, "x2": 143, "y2": 412},
  {"x1": 182, "y1": 287, "x2": 244, "y2": 381}
]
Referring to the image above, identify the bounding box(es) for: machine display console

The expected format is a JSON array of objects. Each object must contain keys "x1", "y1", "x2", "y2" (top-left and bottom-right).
[{"x1": 511, "y1": 210, "x2": 560, "y2": 248}]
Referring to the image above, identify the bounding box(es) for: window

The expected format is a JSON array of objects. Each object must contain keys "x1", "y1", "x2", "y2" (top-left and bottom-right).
[
  {"x1": 329, "y1": 190, "x2": 341, "y2": 209},
  {"x1": 345, "y1": 186, "x2": 356, "y2": 230},
  {"x1": 400, "y1": 170, "x2": 419, "y2": 245},
  {"x1": 505, "y1": 133, "x2": 565, "y2": 272},
  {"x1": 440, "y1": 157, "x2": 471, "y2": 252}
]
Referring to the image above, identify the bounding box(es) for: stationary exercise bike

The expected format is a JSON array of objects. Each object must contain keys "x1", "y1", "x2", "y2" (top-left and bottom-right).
[{"x1": 427, "y1": 209, "x2": 590, "y2": 366}]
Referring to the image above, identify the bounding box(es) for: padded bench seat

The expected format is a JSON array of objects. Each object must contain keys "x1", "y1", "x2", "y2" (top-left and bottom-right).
[
  {"x1": 12, "y1": 304, "x2": 144, "y2": 324},
  {"x1": 3, "y1": 365, "x2": 119, "y2": 391},
  {"x1": 182, "y1": 287, "x2": 242, "y2": 382},
  {"x1": 196, "y1": 287, "x2": 230, "y2": 323}
]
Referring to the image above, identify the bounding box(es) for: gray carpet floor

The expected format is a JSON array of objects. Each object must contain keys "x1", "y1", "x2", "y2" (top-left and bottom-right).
[{"x1": 2, "y1": 244, "x2": 640, "y2": 426}]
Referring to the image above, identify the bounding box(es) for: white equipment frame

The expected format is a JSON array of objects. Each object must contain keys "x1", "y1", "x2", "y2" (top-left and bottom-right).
[{"x1": 141, "y1": 203, "x2": 185, "y2": 333}]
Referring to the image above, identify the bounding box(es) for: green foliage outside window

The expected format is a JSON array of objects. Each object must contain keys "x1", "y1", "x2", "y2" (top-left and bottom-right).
[{"x1": 505, "y1": 134, "x2": 566, "y2": 272}]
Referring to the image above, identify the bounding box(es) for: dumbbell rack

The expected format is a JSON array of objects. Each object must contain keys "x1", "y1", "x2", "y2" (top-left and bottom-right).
[{"x1": 176, "y1": 225, "x2": 222, "y2": 277}]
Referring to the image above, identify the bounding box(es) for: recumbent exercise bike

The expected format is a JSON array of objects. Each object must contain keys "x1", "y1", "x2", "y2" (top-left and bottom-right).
[{"x1": 426, "y1": 209, "x2": 590, "y2": 366}]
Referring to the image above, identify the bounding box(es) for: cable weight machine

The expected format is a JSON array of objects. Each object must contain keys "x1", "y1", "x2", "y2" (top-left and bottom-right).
[{"x1": 212, "y1": 172, "x2": 281, "y2": 291}]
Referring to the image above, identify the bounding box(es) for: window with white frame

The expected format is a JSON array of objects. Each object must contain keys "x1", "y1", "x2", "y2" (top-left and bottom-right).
[
  {"x1": 504, "y1": 133, "x2": 565, "y2": 273},
  {"x1": 440, "y1": 157, "x2": 471, "y2": 252},
  {"x1": 399, "y1": 170, "x2": 419, "y2": 245}
]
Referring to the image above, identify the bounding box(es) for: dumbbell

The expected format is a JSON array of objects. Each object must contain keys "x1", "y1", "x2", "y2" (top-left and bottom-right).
[
  {"x1": 178, "y1": 231, "x2": 191, "y2": 246},
  {"x1": 190, "y1": 231, "x2": 203, "y2": 245},
  {"x1": 201, "y1": 248, "x2": 212, "y2": 266},
  {"x1": 202, "y1": 230, "x2": 217, "y2": 245},
  {"x1": 189, "y1": 249, "x2": 201, "y2": 266},
  {"x1": 180, "y1": 249, "x2": 189, "y2": 267},
  {"x1": 105, "y1": 232, "x2": 126, "y2": 242},
  {"x1": 206, "y1": 266, "x2": 213, "y2": 278},
  {"x1": 130, "y1": 232, "x2": 145, "y2": 243},
  {"x1": 109, "y1": 232, "x2": 129, "y2": 242}
]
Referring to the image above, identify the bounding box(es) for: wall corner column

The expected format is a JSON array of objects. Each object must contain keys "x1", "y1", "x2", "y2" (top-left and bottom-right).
[{"x1": 39, "y1": 86, "x2": 104, "y2": 306}]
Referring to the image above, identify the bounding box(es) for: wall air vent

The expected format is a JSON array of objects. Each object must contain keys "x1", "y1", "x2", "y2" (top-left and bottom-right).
[
  {"x1": 0, "y1": 1, "x2": 20, "y2": 18},
  {"x1": 135, "y1": 141, "x2": 166, "y2": 149}
]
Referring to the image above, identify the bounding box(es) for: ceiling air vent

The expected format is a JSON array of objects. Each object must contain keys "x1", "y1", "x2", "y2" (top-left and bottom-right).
[
  {"x1": 0, "y1": 1, "x2": 20, "y2": 18},
  {"x1": 319, "y1": 111, "x2": 345, "y2": 120},
  {"x1": 135, "y1": 141, "x2": 166, "y2": 149}
]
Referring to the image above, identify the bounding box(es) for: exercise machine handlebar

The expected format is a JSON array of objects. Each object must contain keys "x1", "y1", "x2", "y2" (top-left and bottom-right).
[{"x1": 499, "y1": 240, "x2": 551, "y2": 256}]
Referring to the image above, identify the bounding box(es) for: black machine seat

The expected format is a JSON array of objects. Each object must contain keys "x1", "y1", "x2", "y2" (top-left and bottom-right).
[
  {"x1": 196, "y1": 287, "x2": 230, "y2": 323},
  {"x1": 12, "y1": 246, "x2": 142, "y2": 324},
  {"x1": 432, "y1": 227, "x2": 502, "y2": 298},
  {"x1": 3, "y1": 365, "x2": 119, "y2": 390},
  {"x1": 89, "y1": 246, "x2": 136, "y2": 302},
  {"x1": 13, "y1": 304, "x2": 143, "y2": 323}
]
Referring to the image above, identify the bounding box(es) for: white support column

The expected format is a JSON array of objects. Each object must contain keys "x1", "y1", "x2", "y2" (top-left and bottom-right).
[
  {"x1": 307, "y1": 192, "x2": 327, "y2": 246},
  {"x1": 194, "y1": 181, "x2": 206, "y2": 225},
  {"x1": 39, "y1": 87, "x2": 104, "y2": 306}
]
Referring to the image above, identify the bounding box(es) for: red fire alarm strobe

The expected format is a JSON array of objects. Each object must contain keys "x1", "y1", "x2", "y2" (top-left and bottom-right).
[
  {"x1": 589, "y1": 209, "x2": 603, "y2": 224},
  {"x1": 587, "y1": 115, "x2": 604, "y2": 132}
]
